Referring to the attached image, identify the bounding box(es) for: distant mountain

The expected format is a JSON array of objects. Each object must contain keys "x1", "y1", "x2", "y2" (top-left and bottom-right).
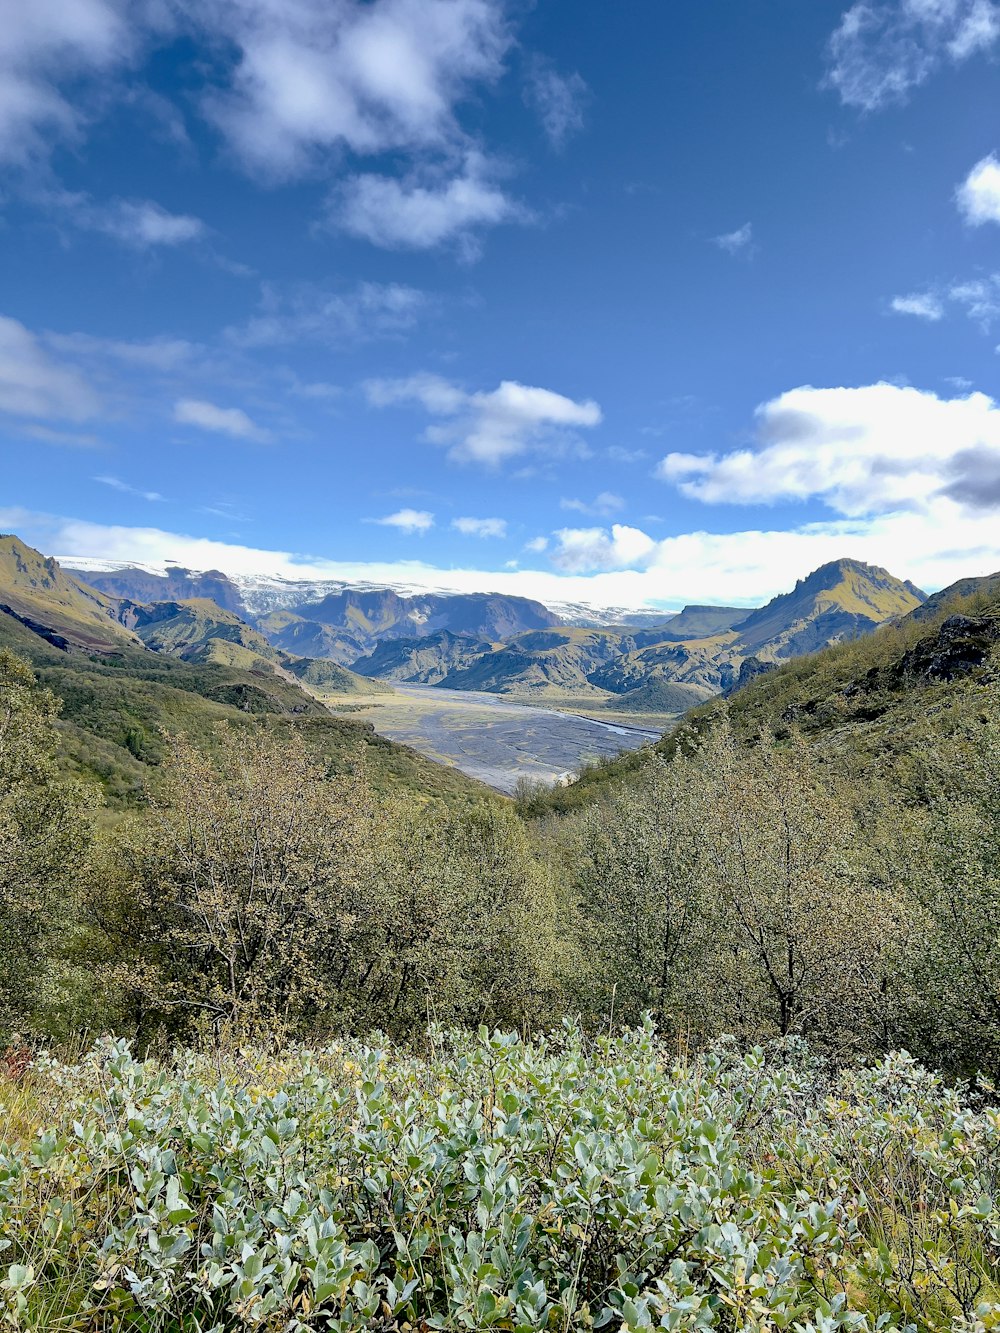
[
  {"x1": 118, "y1": 597, "x2": 285, "y2": 669},
  {"x1": 351, "y1": 560, "x2": 924, "y2": 707},
  {"x1": 352, "y1": 630, "x2": 496, "y2": 684},
  {"x1": 66, "y1": 564, "x2": 245, "y2": 614},
  {"x1": 4, "y1": 540, "x2": 381, "y2": 700},
  {"x1": 594, "y1": 559, "x2": 925, "y2": 699},
  {"x1": 360, "y1": 624, "x2": 718, "y2": 696},
  {"x1": 733, "y1": 559, "x2": 926, "y2": 656},
  {"x1": 66, "y1": 561, "x2": 564, "y2": 665}
]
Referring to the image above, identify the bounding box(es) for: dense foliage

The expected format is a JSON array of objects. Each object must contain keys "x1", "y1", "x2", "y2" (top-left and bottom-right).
[
  {"x1": 3, "y1": 602, "x2": 1000, "y2": 1330},
  {"x1": 2, "y1": 1027, "x2": 999, "y2": 1331}
]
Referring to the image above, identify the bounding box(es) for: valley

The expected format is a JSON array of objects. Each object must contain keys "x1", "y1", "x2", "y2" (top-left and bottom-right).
[{"x1": 320, "y1": 681, "x2": 660, "y2": 791}]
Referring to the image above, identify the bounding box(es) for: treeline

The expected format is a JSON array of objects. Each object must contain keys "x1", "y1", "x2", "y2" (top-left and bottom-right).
[{"x1": 2, "y1": 644, "x2": 999, "y2": 1076}]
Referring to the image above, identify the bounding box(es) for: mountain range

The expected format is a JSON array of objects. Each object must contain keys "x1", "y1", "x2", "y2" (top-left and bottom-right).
[{"x1": 60, "y1": 549, "x2": 926, "y2": 712}]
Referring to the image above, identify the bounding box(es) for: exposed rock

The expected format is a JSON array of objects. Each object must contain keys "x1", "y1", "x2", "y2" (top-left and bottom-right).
[
  {"x1": 724, "y1": 655, "x2": 778, "y2": 696},
  {"x1": 894, "y1": 614, "x2": 1000, "y2": 683}
]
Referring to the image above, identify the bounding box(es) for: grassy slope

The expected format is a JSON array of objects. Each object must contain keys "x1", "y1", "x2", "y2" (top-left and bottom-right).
[
  {"x1": 519, "y1": 574, "x2": 999, "y2": 816},
  {"x1": 0, "y1": 606, "x2": 488, "y2": 809},
  {"x1": 0, "y1": 535, "x2": 138, "y2": 651}
]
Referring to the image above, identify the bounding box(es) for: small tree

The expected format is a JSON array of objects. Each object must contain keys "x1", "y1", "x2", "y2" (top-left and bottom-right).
[
  {"x1": 573, "y1": 753, "x2": 712, "y2": 1032},
  {"x1": 0, "y1": 650, "x2": 92, "y2": 1038},
  {"x1": 700, "y1": 719, "x2": 905, "y2": 1052},
  {"x1": 101, "y1": 723, "x2": 376, "y2": 1039}
]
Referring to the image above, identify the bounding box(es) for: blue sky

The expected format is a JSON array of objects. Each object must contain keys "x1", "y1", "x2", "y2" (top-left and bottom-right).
[{"x1": 3, "y1": 0, "x2": 1000, "y2": 609}]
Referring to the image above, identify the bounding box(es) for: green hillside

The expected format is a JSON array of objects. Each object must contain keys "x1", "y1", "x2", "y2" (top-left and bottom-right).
[
  {"x1": 519, "y1": 568, "x2": 995, "y2": 816},
  {"x1": 0, "y1": 535, "x2": 139, "y2": 652},
  {"x1": 0, "y1": 542, "x2": 485, "y2": 808}
]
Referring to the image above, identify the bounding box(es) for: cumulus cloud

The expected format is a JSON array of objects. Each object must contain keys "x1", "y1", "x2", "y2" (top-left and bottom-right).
[
  {"x1": 332, "y1": 153, "x2": 523, "y2": 253},
  {"x1": 14, "y1": 499, "x2": 1000, "y2": 615},
  {"x1": 826, "y1": 0, "x2": 1000, "y2": 110},
  {"x1": 891, "y1": 291, "x2": 944, "y2": 319},
  {"x1": 713, "y1": 222, "x2": 754, "y2": 256},
  {"x1": 452, "y1": 516, "x2": 507, "y2": 538},
  {"x1": 523, "y1": 56, "x2": 587, "y2": 149},
  {"x1": 196, "y1": 0, "x2": 510, "y2": 178},
  {"x1": 560, "y1": 492, "x2": 625, "y2": 517},
  {"x1": 551, "y1": 524, "x2": 657, "y2": 573},
  {"x1": 373, "y1": 508, "x2": 434, "y2": 534},
  {"x1": 957, "y1": 153, "x2": 1000, "y2": 225},
  {"x1": 230, "y1": 281, "x2": 428, "y2": 347},
  {"x1": 364, "y1": 372, "x2": 602, "y2": 466},
  {"x1": 0, "y1": 314, "x2": 101, "y2": 420},
  {"x1": 524, "y1": 536, "x2": 548, "y2": 553},
  {"x1": 174, "y1": 397, "x2": 269, "y2": 441},
  {"x1": 658, "y1": 381, "x2": 1000, "y2": 519}
]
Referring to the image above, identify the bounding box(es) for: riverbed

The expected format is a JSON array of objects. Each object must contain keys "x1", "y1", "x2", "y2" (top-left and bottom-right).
[{"x1": 337, "y1": 682, "x2": 661, "y2": 793}]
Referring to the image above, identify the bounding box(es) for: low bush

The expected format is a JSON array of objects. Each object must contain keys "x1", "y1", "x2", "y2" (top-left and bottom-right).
[{"x1": 2, "y1": 1024, "x2": 999, "y2": 1331}]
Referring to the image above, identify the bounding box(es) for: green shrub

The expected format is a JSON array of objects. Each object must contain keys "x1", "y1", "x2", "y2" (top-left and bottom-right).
[{"x1": 1, "y1": 1026, "x2": 999, "y2": 1331}]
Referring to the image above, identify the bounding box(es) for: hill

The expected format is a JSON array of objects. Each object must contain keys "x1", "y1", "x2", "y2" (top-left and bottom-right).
[
  {"x1": 518, "y1": 565, "x2": 994, "y2": 816},
  {"x1": 0, "y1": 535, "x2": 140, "y2": 652},
  {"x1": 588, "y1": 559, "x2": 924, "y2": 700},
  {"x1": 0, "y1": 538, "x2": 483, "y2": 807}
]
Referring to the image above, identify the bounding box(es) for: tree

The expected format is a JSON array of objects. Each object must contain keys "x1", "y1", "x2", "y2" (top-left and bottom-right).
[
  {"x1": 0, "y1": 649, "x2": 92, "y2": 1038},
  {"x1": 700, "y1": 718, "x2": 906, "y2": 1052},
  {"x1": 572, "y1": 753, "x2": 712, "y2": 1033},
  {"x1": 99, "y1": 723, "x2": 376, "y2": 1040},
  {"x1": 905, "y1": 705, "x2": 1000, "y2": 1074}
]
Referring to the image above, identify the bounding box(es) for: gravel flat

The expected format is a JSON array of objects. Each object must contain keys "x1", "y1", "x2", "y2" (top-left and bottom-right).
[{"x1": 355, "y1": 683, "x2": 660, "y2": 793}]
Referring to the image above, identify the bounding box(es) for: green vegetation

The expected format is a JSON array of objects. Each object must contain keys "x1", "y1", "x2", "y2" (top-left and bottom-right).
[
  {"x1": 2, "y1": 1029, "x2": 999, "y2": 1331},
  {"x1": 5, "y1": 535, "x2": 1000, "y2": 1332}
]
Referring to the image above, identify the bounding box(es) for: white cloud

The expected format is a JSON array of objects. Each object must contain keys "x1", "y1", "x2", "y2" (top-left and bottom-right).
[
  {"x1": 560, "y1": 492, "x2": 625, "y2": 518},
  {"x1": 524, "y1": 536, "x2": 548, "y2": 553},
  {"x1": 826, "y1": 0, "x2": 1000, "y2": 110},
  {"x1": 94, "y1": 475, "x2": 163, "y2": 501},
  {"x1": 523, "y1": 56, "x2": 587, "y2": 149},
  {"x1": 333, "y1": 153, "x2": 522, "y2": 253},
  {"x1": 230, "y1": 281, "x2": 427, "y2": 347},
  {"x1": 365, "y1": 372, "x2": 602, "y2": 466},
  {"x1": 11, "y1": 498, "x2": 1000, "y2": 615},
  {"x1": 949, "y1": 274, "x2": 1000, "y2": 324},
  {"x1": 0, "y1": 314, "x2": 101, "y2": 420},
  {"x1": 658, "y1": 381, "x2": 1000, "y2": 517},
  {"x1": 452, "y1": 515, "x2": 507, "y2": 538},
  {"x1": 86, "y1": 198, "x2": 206, "y2": 247},
  {"x1": 373, "y1": 508, "x2": 434, "y2": 534},
  {"x1": 21, "y1": 425, "x2": 102, "y2": 448},
  {"x1": 0, "y1": 0, "x2": 134, "y2": 164},
  {"x1": 0, "y1": 0, "x2": 519, "y2": 271},
  {"x1": 886, "y1": 273, "x2": 1000, "y2": 328},
  {"x1": 713, "y1": 222, "x2": 753, "y2": 255},
  {"x1": 891, "y1": 291, "x2": 944, "y2": 319},
  {"x1": 957, "y1": 153, "x2": 1000, "y2": 225},
  {"x1": 196, "y1": 0, "x2": 510, "y2": 178},
  {"x1": 48, "y1": 331, "x2": 200, "y2": 371},
  {"x1": 606, "y1": 445, "x2": 647, "y2": 463},
  {"x1": 174, "y1": 397, "x2": 269, "y2": 442},
  {"x1": 551, "y1": 524, "x2": 657, "y2": 573}
]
